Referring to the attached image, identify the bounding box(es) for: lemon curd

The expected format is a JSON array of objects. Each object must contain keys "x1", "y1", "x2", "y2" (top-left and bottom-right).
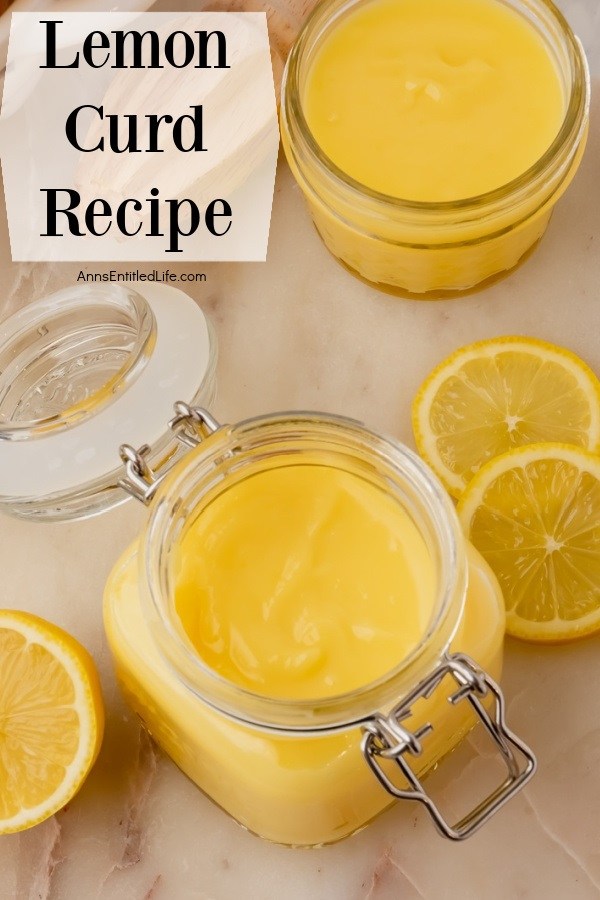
[
  {"x1": 174, "y1": 466, "x2": 437, "y2": 700},
  {"x1": 280, "y1": 0, "x2": 589, "y2": 295},
  {"x1": 304, "y1": 0, "x2": 564, "y2": 203},
  {"x1": 104, "y1": 446, "x2": 507, "y2": 845}
]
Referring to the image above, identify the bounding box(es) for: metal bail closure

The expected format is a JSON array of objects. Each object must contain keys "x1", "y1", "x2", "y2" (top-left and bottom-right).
[
  {"x1": 118, "y1": 402, "x2": 221, "y2": 504},
  {"x1": 361, "y1": 653, "x2": 536, "y2": 841}
]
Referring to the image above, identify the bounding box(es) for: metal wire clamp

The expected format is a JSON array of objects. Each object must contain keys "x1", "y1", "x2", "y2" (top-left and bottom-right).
[
  {"x1": 118, "y1": 403, "x2": 221, "y2": 504},
  {"x1": 361, "y1": 652, "x2": 536, "y2": 840}
]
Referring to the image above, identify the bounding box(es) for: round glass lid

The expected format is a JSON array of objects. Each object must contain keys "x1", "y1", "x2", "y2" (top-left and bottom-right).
[{"x1": 0, "y1": 282, "x2": 217, "y2": 521}]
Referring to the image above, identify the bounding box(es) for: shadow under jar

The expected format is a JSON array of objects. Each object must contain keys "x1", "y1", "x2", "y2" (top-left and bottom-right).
[
  {"x1": 105, "y1": 411, "x2": 535, "y2": 846},
  {"x1": 280, "y1": 0, "x2": 590, "y2": 298}
]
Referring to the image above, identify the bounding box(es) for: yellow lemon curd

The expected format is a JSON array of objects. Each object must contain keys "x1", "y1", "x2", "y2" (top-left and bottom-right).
[
  {"x1": 175, "y1": 467, "x2": 436, "y2": 699},
  {"x1": 281, "y1": 0, "x2": 587, "y2": 295},
  {"x1": 104, "y1": 464, "x2": 505, "y2": 845},
  {"x1": 304, "y1": 0, "x2": 564, "y2": 203}
]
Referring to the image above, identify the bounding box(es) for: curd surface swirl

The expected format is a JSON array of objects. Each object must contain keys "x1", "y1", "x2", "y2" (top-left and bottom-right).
[{"x1": 174, "y1": 465, "x2": 437, "y2": 699}]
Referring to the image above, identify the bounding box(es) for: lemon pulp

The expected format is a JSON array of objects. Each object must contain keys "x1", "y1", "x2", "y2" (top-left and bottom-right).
[
  {"x1": 459, "y1": 445, "x2": 600, "y2": 641},
  {"x1": 413, "y1": 337, "x2": 600, "y2": 497},
  {"x1": 0, "y1": 611, "x2": 103, "y2": 833}
]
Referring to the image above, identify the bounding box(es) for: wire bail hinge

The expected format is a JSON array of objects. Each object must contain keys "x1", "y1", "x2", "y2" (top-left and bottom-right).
[{"x1": 118, "y1": 403, "x2": 221, "y2": 504}]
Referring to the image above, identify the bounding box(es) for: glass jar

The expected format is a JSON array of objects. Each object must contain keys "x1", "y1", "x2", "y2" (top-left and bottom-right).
[
  {"x1": 280, "y1": 0, "x2": 590, "y2": 297},
  {"x1": 104, "y1": 409, "x2": 535, "y2": 846},
  {"x1": 0, "y1": 283, "x2": 216, "y2": 520}
]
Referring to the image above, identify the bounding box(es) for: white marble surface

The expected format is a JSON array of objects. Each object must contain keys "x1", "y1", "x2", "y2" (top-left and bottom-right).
[{"x1": 1, "y1": 2, "x2": 600, "y2": 898}]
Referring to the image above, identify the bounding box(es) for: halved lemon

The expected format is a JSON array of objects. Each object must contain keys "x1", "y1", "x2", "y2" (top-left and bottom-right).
[
  {"x1": 458, "y1": 444, "x2": 600, "y2": 642},
  {"x1": 412, "y1": 337, "x2": 600, "y2": 497},
  {"x1": 0, "y1": 610, "x2": 104, "y2": 833}
]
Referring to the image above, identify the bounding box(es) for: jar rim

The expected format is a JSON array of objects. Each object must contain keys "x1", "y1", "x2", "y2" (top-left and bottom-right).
[
  {"x1": 141, "y1": 412, "x2": 468, "y2": 734},
  {"x1": 281, "y1": 0, "x2": 590, "y2": 218}
]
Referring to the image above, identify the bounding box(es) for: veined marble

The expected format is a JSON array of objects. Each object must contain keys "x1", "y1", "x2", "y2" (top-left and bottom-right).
[{"x1": 0, "y1": 2, "x2": 600, "y2": 898}]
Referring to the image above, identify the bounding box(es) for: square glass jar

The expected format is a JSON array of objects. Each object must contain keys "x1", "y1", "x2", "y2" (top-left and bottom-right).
[{"x1": 104, "y1": 412, "x2": 535, "y2": 845}]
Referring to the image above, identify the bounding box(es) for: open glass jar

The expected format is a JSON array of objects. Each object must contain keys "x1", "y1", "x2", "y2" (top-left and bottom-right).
[
  {"x1": 0, "y1": 287, "x2": 535, "y2": 845},
  {"x1": 280, "y1": 0, "x2": 590, "y2": 297},
  {"x1": 105, "y1": 408, "x2": 535, "y2": 846}
]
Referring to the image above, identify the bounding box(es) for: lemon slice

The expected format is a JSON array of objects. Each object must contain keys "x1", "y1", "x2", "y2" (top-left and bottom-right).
[
  {"x1": 0, "y1": 610, "x2": 104, "y2": 833},
  {"x1": 412, "y1": 337, "x2": 600, "y2": 497},
  {"x1": 457, "y1": 444, "x2": 600, "y2": 642}
]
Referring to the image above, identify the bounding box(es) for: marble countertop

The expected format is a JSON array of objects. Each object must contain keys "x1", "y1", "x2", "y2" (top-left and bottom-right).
[{"x1": 1, "y1": 2, "x2": 600, "y2": 898}]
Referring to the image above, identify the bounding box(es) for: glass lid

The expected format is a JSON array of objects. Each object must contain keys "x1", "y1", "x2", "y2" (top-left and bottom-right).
[{"x1": 0, "y1": 282, "x2": 217, "y2": 521}]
